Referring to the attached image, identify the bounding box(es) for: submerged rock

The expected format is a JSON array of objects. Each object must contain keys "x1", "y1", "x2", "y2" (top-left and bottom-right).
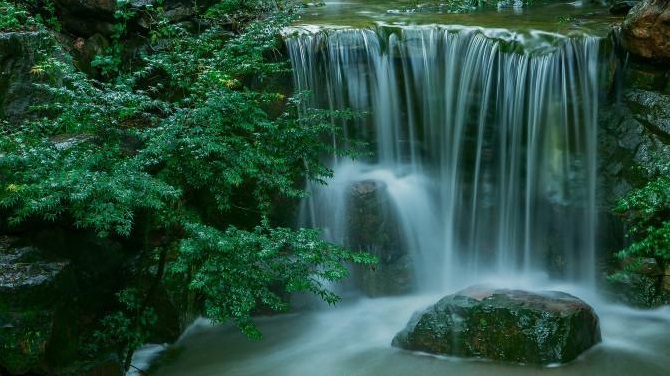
[{"x1": 392, "y1": 286, "x2": 601, "y2": 365}]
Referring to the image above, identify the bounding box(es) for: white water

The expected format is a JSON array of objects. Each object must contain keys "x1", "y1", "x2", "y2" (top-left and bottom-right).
[
  {"x1": 290, "y1": 26, "x2": 601, "y2": 292},
  {"x1": 143, "y1": 25, "x2": 670, "y2": 376},
  {"x1": 146, "y1": 293, "x2": 670, "y2": 376}
]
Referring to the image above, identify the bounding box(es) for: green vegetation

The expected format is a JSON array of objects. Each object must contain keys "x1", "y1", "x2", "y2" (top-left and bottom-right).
[
  {"x1": 0, "y1": 1, "x2": 58, "y2": 31},
  {"x1": 612, "y1": 152, "x2": 670, "y2": 306},
  {"x1": 0, "y1": 0, "x2": 375, "y2": 368},
  {"x1": 0, "y1": 1, "x2": 38, "y2": 31}
]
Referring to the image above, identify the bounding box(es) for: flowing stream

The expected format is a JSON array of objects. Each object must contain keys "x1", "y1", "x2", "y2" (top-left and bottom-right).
[{"x1": 143, "y1": 2, "x2": 670, "y2": 375}]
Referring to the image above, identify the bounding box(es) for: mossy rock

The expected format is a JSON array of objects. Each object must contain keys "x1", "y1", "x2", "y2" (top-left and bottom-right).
[{"x1": 393, "y1": 286, "x2": 601, "y2": 365}]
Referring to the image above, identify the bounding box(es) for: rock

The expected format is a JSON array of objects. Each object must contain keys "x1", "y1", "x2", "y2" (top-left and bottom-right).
[
  {"x1": 608, "y1": 272, "x2": 666, "y2": 307},
  {"x1": 663, "y1": 266, "x2": 670, "y2": 292},
  {"x1": 0, "y1": 32, "x2": 57, "y2": 124},
  {"x1": 54, "y1": 0, "x2": 116, "y2": 36},
  {"x1": 52, "y1": 0, "x2": 222, "y2": 37},
  {"x1": 392, "y1": 286, "x2": 601, "y2": 365},
  {"x1": 610, "y1": 1, "x2": 641, "y2": 15},
  {"x1": 0, "y1": 245, "x2": 72, "y2": 374},
  {"x1": 621, "y1": 0, "x2": 670, "y2": 63},
  {"x1": 625, "y1": 89, "x2": 670, "y2": 142},
  {"x1": 348, "y1": 181, "x2": 415, "y2": 296},
  {"x1": 625, "y1": 63, "x2": 669, "y2": 91}
]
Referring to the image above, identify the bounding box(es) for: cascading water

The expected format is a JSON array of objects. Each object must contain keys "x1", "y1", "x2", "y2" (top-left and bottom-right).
[
  {"x1": 144, "y1": 7, "x2": 670, "y2": 376},
  {"x1": 288, "y1": 26, "x2": 601, "y2": 293}
]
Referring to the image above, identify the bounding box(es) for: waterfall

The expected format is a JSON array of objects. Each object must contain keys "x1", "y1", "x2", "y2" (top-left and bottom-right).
[{"x1": 286, "y1": 25, "x2": 603, "y2": 294}]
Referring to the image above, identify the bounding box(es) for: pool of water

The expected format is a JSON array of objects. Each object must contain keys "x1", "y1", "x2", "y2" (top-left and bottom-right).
[
  {"x1": 144, "y1": 290, "x2": 670, "y2": 376},
  {"x1": 293, "y1": 0, "x2": 621, "y2": 36}
]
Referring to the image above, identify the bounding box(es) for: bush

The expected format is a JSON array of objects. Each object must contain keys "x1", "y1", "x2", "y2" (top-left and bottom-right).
[{"x1": 0, "y1": 0, "x2": 375, "y2": 367}]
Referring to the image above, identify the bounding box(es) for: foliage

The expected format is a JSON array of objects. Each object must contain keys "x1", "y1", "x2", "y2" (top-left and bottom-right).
[
  {"x1": 172, "y1": 220, "x2": 375, "y2": 338},
  {"x1": 611, "y1": 154, "x2": 670, "y2": 305},
  {"x1": 0, "y1": 0, "x2": 375, "y2": 366},
  {"x1": 0, "y1": 1, "x2": 59, "y2": 30},
  {"x1": 93, "y1": 289, "x2": 158, "y2": 365},
  {"x1": 91, "y1": 0, "x2": 137, "y2": 77},
  {"x1": 0, "y1": 1, "x2": 39, "y2": 31},
  {"x1": 613, "y1": 157, "x2": 670, "y2": 265}
]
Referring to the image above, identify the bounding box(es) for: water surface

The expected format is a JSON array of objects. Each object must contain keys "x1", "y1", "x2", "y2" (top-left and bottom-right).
[
  {"x1": 147, "y1": 292, "x2": 670, "y2": 376},
  {"x1": 294, "y1": 0, "x2": 621, "y2": 35}
]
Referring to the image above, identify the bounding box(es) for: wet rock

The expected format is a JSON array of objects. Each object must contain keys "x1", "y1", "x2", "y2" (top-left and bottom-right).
[
  {"x1": 621, "y1": 0, "x2": 670, "y2": 63},
  {"x1": 625, "y1": 89, "x2": 670, "y2": 142},
  {"x1": 663, "y1": 266, "x2": 670, "y2": 292},
  {"x1": 348, "y1": 181, "x2": 414, "y2": 296},
  {"x1": 609, "y1": 272, "x2": 667, "y2": 307},
  {"x1": 392, "y1": 286, "x2": 601, "y2": 365},
  {"x1": 610, "y1": 1, "x2": 641, "y2": 15}
]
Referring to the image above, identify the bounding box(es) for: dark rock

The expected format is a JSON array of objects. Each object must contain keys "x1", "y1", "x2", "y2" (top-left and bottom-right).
[
  {"x1": 74, "y1": 33, "x2": 111, "y2": 76},
  {"x1": 392, "y1": 286, "x2": 601, "y2": 365},
  {"x1": 55, "y1": 0, "x2": 116, "y2": 14},
  {"x1": 0, "y1": 32, "x2": 57, "y2": 124},
  {"x1": 54, "y1": 0, "x2": 116, "y2": 36},
  {"x1": 0, "y1": 245, "x2": 72, "y2": 374},
  {"x1": 348, "y1": 180, "x2": 415, "y2": 296},
  {"x1": 625, "y1": 89, "x2": 670, "y2": 142},
  {"x1": 610, "y1": 1, "x2": 641, "y2": 15},
  {"x1": 609, "y1": 272, "x2": 667, "y2": 307},
  {"x1": 52, "y1": 0, "x2": 222, "y2": 37},
  {"x1": 624, "y1": 63, "x2": 669, "y2": 91},
  {"x1": 621, "y1": 0, "x2": 670, "y2": 63}
]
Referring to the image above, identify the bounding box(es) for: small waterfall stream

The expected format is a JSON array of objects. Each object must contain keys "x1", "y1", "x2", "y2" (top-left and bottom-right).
[{"x1": 288, "y1": 26, "x2": 601, "y2": 293}]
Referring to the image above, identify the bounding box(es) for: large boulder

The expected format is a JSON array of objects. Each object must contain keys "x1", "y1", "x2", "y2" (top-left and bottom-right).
[
  {"x1": 621, "y1": 0, "x2": 670, "y2": 63},
  {"x1": 392, "y1": 286, "x2": 601, "y2": 365}
]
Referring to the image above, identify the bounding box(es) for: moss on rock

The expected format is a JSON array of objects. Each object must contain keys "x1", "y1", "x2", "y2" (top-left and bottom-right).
[{"x1": 392, "y1": 286, "x2": 601, "y2": 365}]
